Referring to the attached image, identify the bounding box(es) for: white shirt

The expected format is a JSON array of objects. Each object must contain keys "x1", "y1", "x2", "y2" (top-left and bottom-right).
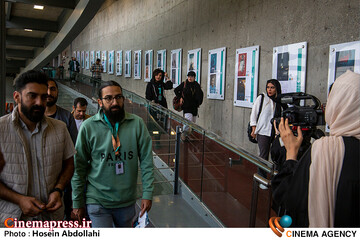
[
  {"x1": 75, "y1": 119, "x2": 84, "y2": 131},
  {"x1": 250, "y1": 93, "x2": 276, "y2": 137}
]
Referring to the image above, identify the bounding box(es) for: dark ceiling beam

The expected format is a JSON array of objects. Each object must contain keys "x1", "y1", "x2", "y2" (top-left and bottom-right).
[
  {"x1": 6, "y1": 59, "x2": 26, "y2": 67},
  {"x1": 6, "y1": 35, "x2": 44, "y2": 47},
  {"x1": 6, "y1": 2, "x2": 11, "y2": 20},
  {"x1": 6, "y1": 48, "x2": 33, "y2": 58},
  {"x1": 5, "y1": 0, "x2": 76, "y2": 9},
  {"x1": 6, "y1": 16, "x2": 58, "y2": 32}
]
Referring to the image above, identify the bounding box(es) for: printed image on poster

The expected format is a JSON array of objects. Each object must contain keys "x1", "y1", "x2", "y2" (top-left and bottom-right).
[
  {"x1": 172, "y1": 53, "x2": 177, "y2": 68},
  {"x1": 156, "y1": 49, "x2": 166, "y2": 72},
  {"x1": 116, "y1": 50, "x2": 122, "y2": 76},
  {"x1": 277, "y1": 52, "x2": 289, "y2": 81},
  {"x1": 101, "y1": 51, "x2": 107, "y2": 73},
  {"x1": 170, "y1": 49, "x2": 182, "y2": 87},
  {"x1": 209, "y1": 74, "x2": 216, "y2": 93},
  {"x1": 189, "y1": 53, "x2": 195, "y2": 71},
  {"x1": 171, "y1": 69, "x2": 176, "y2": 84},
  {"x1": 81, "y1": 51, "x2": 84, "y2": 68},
  {"x1": 210, "y1": 53, "x2": 217, "y2": 73},
  {"x1": 157, "y1": 54, "x2": 161, "y2": 68},
  {"x1": 335, "y1": 50, "x2": 355, "y2": 79},
  {"x1": 90, "y1": 51, "x2": 95, "y2": 67},
  {"x1": 134, "y1": 50, "x2": 141, "y2": 79},
  {"x1": 77, "y1": 51, "x2": 80, "y2": 64},
  {"x1": 144, "y1": 50, "x2": 153, "y2": 82},
  {"x1": 125, "y1": 50, "x2": 131, "y2": 77},
  {"x1": 187, "y1": 48, "x2": 202, "y2": 83},
  {"x1": 238, "y1": 53, "x2": 246, "y2": 76},
  {"x1": 85, "y1": 51, "x2": 89, "y2": 70},
  {"x1": 96, "y1": 51, "x2": 100, "y2": 61},
  {"x1": 236, "y1": 78, "x2": 246, "y2": 100},
  {"x1": 108, "y1": 51, "x2": 114, "y2": 74}
]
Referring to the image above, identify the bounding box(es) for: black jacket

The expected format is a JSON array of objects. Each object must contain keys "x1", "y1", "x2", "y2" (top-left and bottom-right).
[
  {"x1": 145, "y1": 79, "x2": 173, "y2": 108},
  {"x1": 174, "y1": 80, "x2": 203, "y2": 116}
]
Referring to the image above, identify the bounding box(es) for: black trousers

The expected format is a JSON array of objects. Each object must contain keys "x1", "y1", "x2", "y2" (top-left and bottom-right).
[{"x1": 257, "y1": 134, "x2": 272, "y2": 178}]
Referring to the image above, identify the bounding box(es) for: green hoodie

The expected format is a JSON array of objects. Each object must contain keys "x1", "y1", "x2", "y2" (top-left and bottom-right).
[{"x1": 72, "y1": 110, "x2": 154, "y2": 209}]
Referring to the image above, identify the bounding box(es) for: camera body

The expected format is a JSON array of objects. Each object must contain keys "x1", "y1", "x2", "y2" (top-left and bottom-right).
[{"x1": 273, "y1": 92, "x2": 325, "y2": 127}]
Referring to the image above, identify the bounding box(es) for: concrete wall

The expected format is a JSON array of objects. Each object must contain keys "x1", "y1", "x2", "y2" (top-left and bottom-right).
[{"x1": 68, "y1": 0, "x2": 360, "y2": 154}]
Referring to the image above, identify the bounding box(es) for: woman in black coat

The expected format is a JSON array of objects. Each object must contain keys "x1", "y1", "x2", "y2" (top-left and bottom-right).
[{"x1": 145, "y1": 69, "x2": 173, "y2": 108}]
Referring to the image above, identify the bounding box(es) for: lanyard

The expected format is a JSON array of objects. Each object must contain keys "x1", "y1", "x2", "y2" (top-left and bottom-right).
[{"x1": 103, "y1": 113, "x2": 121, "y2": 155}]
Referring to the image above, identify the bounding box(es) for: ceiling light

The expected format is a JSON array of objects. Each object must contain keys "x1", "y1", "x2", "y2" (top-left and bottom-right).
[
  {"x1": 24, "y1": 29, "x2": 33, "y2": 32},
  {"x1": 34, "y1": 5, "x2": 44, "y2": 10}
]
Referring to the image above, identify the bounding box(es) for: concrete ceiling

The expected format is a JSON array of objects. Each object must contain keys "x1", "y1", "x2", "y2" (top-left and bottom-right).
[{"x1": 4, "y1": 0, "x2": 104, "y2": 76}]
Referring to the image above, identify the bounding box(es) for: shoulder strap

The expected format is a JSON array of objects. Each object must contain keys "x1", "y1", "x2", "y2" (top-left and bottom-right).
[{"x1": 256, "y1": 94, "x2": 264, "y2": 122}]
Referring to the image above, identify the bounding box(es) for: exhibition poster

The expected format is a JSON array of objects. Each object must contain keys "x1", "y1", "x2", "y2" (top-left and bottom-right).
[
  {"x1": 134, "y1": 50, "x2": 142, "y2": 79},
  {"x1": 116, "y1": 50, "x2": 123, "y2": 76},
  {"x1": 171, "y1": 48, "x2": 182, "y2": 87},
  {"x1": 108, "y1": 51, "x2": 114, "y2": 74},
  {"x1": 144, "y1": 50, "x2": 153, "y2": 82},
  {"x1": 125, "y1": 50, "x2": 132, "y2": 77},
  {"x1": 207, "y1": 47, "x2": 226, "y2": 100},
  {"x1": 187, "y1": 48, "x2": 202, "y2": 83}
]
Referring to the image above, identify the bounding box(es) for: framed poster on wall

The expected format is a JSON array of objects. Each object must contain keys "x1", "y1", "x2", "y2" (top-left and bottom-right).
[
  {"x1": 234, "y1": 46, "x2": 259, "y2": 108},
  {"x1": 81, "y1": 51, "x2": 85, "y2": 68},
  {"x1": 326, "y1": 40, "x2": 360, "y2": 132},
  {"x1": 187, "y1": 48, "x2": 201, "y2": 83},
  {"x1": 90, "y1": 51, "x2": 95, "y2": 67},
  {"x1": 101, "y1": 51, "x2": 107, "y2": 73},
  {"x1": 171, "y1": 48, "x2": 182, "y2": 87},
  {"x1": 207, "y1": 47, "x2": 226, "y2": 100},
  {"x1": 134, "y1": 50, "x2": 141, "y2": 79},
  {"x1": 272, "y1": 42, "x2": 307, "y2": 93},
  {"x1": 108, "y1": 51, "x2": 114, "y2": 74},
  {"x1": 144, "y1": 50, "x2": 153, "y2": 82},
  {"x1": 116, "y1": 50, "x2": 123, "y2": 76},
  {"x1": 85, "y1": 51, "x2": 90, "y2": 70},
  {"x1": 125, "y1": 50, "x2": 131, "y2": 78},
  {"x1": 156, "y1": 49, "x2": 166, "y2": 72}
]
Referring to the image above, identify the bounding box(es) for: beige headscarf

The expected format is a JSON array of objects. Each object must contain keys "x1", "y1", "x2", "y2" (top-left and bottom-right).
[{"x1": 308, "y1": 70, "x2": 360, "y2": 227}]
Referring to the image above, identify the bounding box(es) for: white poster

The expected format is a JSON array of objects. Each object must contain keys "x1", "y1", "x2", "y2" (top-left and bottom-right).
[
  {"x1": 116, "y1": 50, "x2": 123, "y2": 76},
  {"x1": 90, "y1": 51, "x2": 95, "y2": 67},
  {"x1": 134, "y1": 50, "x2": 142, "y2": 79},
  {"x1": 108, "y1": 51, "x2": 114, "y2": 75},
  {"x1": 207, "y1": 47, "x2": 226, "y2": 100},
  {"x1": 96, "y1": 51, "x2": 100, "y2": 62},
  {"x1": 156, "y1": 49, "x2": 166, "y2": 72},
  {"x1": 144, "y1": 50, "x2": 153, "y2": 82},
  {"x1": 101, "y1": 51, "x2": 107, "y2": 73},
  {"x1": 234, "y1": 46, "x2": 259, "y2": 108},
  {"x1": 85, "y1": 51, "x2": 89, "y2": 70},
  {"x1": 272, "y1": 42, "x2": 307, "y2": 93},
  {"x1": 81, "y1": 51, "x2": 85, "y2": 68},
  {"x1": 125, "y1": 50, "x2": 131, "y2": 78},
  {"x1": 171, "y1": 48, "x2": 182, "y2": 87},
  {"x1": 326, "y1": 40, "x2": 360, "y2": 132},
  {"x1": 76, "y1": 51, "x2": 80, "y2": 64},
  {"x1": 187, "y1": 48, "x2": 201, "y2": 83}
]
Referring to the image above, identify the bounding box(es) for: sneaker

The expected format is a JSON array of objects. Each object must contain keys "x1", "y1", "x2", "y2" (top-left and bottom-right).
[{"x1": 259, "y1": 184, "x2": 268, "y2": 190}]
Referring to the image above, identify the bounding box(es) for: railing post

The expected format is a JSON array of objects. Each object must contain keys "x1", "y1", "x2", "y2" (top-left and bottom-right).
[
  {"x1": 249, "y1": 173, "x2": 270, "y2": 227},
  {"x1": 174, "y1": 125, "x2": 181, "y2": 195}
]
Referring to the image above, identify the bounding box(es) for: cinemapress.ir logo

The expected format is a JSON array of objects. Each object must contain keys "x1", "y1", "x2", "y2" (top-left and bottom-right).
[{"x1": 269, "y1": 215, "x2": 292, "y2": 237}]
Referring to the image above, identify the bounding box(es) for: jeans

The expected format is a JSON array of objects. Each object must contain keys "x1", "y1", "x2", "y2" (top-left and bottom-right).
[{"x1": 87, "y1": 204, "x2": 136, "y2": 228}]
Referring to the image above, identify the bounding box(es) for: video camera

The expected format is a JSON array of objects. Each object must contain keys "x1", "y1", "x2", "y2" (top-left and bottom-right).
[{"x1": 272, "y1": 92, "x2": 325, "y2": 128}]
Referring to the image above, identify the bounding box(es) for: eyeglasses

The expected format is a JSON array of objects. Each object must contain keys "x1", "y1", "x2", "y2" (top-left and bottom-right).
[{"x1": 101, "y1": 94, "x2": 124, "y2": 103}]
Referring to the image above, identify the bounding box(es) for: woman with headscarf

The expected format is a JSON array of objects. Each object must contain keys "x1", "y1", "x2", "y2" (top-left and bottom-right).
[
  {"x1": 145, "y1": 68, "x2": 173, "y2": 108},
  {"x1": 250, "y1": 79, "x2": 283, "y2": 183},
  {"x1": 272, "y1": 70, "x2": 360, "y2": 227}
]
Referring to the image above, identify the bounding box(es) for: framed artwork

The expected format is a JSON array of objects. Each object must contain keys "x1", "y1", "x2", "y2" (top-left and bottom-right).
[
  {"x1": 90, "y1": 51, "x2": 95, "y2": 67},
  {"x1": 76, "y1": 51, "x2": 80, "y2": 64},
  {"x1": 96, "y1": 51, "x2": 100, "y2": 61},
  {"x1": 108, "y1": 51, "x2": 114, "y2": 74},
  {"x1": 85, "y1": 51, "x2": 89, "y2": 70},
  {"x1": 272, "y1": 42, "x2": 307, "y2": 93},
  {"x1": 101, "y1": 51, "x2": 107, "y2": 73},
  {"x1": 116, "y1": 50, "x2": 123, "y2": 76},
  {"x1": 144, "y1": 50, "x2": 153, "y2": 82},
  {"x1": 156, "y1": 49, "x2": 166, "y2": 72},
  {"x1": 207, "y1": 47, "x2": 226, "y2": 100},
  {"x1": 125, "y1": 50, "x2": 131, "y2": 78},
  {"x1": 134, "y1": 50, "x2": 141, "y2": 79},
  {"x1": 187, "y1": 48, "x2": 202, "y2": 83},
  {"x1": 234, "y1": 46, "x2": 260, "y2": 108},
  {"x1": 81, "y1": 51, "x2": 85, "y2": 68},
  {"x1": 171, "y1": 48, "x2": 182, "y2": 87},
  {"x1": 326, "y1": 40, "x2": 360, "y2": 132}
]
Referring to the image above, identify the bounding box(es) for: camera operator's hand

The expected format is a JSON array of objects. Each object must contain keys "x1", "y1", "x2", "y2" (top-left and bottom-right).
[{"x1": 279, "y1": 118, "x2": 303, "y2": 160}]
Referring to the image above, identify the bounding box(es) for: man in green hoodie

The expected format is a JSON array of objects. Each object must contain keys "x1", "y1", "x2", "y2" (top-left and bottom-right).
[{"x1": 71, "y1": 81, "x2": 154, "y2": 227}]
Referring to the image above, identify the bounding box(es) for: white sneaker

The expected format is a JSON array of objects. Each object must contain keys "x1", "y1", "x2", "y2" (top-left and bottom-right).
[{"x1": 259, "y1": 184, "x2": 268, "y2": 190}]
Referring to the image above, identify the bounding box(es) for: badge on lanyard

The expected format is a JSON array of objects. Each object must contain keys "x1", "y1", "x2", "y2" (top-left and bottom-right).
[{"x1": 116, "y1": 161, "x2": 124, "y2": 175}]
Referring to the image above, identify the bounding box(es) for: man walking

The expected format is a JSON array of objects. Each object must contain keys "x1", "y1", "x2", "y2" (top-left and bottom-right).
[
  {"x1": 72, "y1": 81, "x2": 154, "y2": 227},
  {"x1": 69, "y1": 57, "x2": 80, "y2": 81},
  {"x1": 0, "y1": 70, "x2": 75, "y2": 226},
  {"x1": 90, "y1": 58, "x2": 104, "y2": 96}
]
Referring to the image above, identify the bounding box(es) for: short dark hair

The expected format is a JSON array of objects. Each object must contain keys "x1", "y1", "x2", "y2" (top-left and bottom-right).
[
  {"x1": 47, "y1": 78, "x2": 58, "y2": 89},
  {"x1": 14, "y1": 70, "x2": 48, "y2": 92},
  {"x1": 96, "y1": 58, "x2": 101, "y2": 62},
  {"x1": 74, "y1": 97, "x2": 88, "y2": 108},
  {"x1": 187, "y1": 71, "x2": 196, "y2": 77},
  {"x1": 98, "y1": 81, "x2": 123, "y2": 99}
]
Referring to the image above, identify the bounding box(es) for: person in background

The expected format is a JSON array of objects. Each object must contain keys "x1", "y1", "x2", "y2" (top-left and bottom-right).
[
  {"x1": 249, "y1": 79, "x2": 282, "y2": 189},
  {"x1": 174, "y1": 71, "x2": 203, "y2": 141},
  {"x1": 71, "y1": 97, "x2": 91, "y2": 131},
  {"x1": 91, "y1": 58, "x2": 104, "y2": 97},
  {"x1": 272, "y1": 70, "x2": 360, "y2": 227},
  {"x1": 72, "y1": 81, "x2": 154, "y2": 227},
  {"x1": 68, "y1": 57, "x2": 80, "y2": 81},
  {"x1": 0, "y1": 70, "x2": 75, "y2": 226}
]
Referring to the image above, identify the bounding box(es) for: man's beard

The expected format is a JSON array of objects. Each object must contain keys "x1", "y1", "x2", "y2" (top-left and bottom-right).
[
  {"x1": 21, "y1": 100, "x2": 45, "y2": 123},
  {"x1": 103, "y1": 105, "x2": 125, "y2": 123},
  {"x1": 46, "y1": 95, "x2": 58, "y2": 107}
]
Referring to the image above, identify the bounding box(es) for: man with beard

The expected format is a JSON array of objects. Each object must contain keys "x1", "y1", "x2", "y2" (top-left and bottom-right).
[
  {"x1": 71, "y1": 81, "x2": 154, "y2": 227},
  {"x1": 45, "y1": 79, "x2": 77, "y2": 144},
  {"x1": 0, "y1": 70, "x2": 75, "y2": 226}
]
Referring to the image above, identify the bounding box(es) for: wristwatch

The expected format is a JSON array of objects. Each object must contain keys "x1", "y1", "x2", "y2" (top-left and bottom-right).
[{"x1": 50, "y1": 188, "x2": 63, "y2": 197}]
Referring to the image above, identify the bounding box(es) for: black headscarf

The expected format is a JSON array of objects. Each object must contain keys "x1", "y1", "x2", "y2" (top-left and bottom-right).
[{"x1": 266, "y1": 79, "x2": 284, "y2": 118}]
